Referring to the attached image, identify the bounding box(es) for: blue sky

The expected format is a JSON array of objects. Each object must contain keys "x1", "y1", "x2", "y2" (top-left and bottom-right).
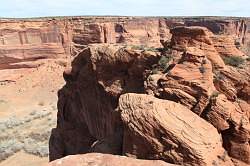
[{"x1": 0, "y1": 0, "x2": 249, "y2": 18}]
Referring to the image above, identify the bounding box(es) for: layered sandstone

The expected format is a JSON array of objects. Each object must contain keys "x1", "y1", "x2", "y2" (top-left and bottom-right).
[
  {"x1": 145, "y1": 26, "x2": 250, "y2": 164},
  {"x1": 1, "y1": 17, "x2": 250, "y2": 70},
  {"x1": 119, "y1": 93, "x2": 233, "y2": 166}
]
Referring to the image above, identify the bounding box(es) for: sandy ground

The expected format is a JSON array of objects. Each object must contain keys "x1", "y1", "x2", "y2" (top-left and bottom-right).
[
  {"x1": 0, "y1": 152, "x2": 48, "y2": 166},
  {"x1": 0, "y1": 60, "x2": 66, "y2": 166}
]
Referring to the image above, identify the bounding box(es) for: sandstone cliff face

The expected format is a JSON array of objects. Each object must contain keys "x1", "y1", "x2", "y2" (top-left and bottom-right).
[
  {"x1": 1, "y1": 16, "x2": 250, "y2": 70},
  {"x1": 0, "y1": 19, "x2": 68, "y2": 69},
  {"x1": 0, "y1": 17, "x2": 171, "y2": 70}
]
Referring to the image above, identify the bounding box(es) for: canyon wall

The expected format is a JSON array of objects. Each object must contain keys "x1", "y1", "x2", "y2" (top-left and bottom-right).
[{"x1": 1, "y1": 17, "x2": 249, "y2": 70}]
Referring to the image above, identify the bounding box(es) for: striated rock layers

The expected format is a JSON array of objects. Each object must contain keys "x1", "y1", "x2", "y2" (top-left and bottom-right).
[
  {"x1": 1, "y1": 16, "x2": 250, "y2": 70},
  {"x1": 49, "y1": 23, "x2": 250, "y2": 166},
  {"x1": 146, "y1": 26, "x2": 250, "y2": 165},
  {"x1": 119, "y1": 93, "x2": 233, "y2": 166}
]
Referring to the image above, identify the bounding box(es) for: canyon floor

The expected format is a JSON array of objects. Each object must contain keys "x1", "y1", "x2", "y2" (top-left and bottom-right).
[{"x1": 0, "y1": 60, "x2": 66, "y2": 166}]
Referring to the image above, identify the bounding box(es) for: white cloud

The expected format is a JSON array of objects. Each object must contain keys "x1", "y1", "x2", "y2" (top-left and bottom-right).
[{"x1": 0, "y1": 0, "x2": 249, "y2": 17}]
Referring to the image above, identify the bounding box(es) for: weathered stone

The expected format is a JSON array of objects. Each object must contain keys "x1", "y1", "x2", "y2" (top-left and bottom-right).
[{"x1": 119, "y1": 93, "x2": 233, "y2": 166}]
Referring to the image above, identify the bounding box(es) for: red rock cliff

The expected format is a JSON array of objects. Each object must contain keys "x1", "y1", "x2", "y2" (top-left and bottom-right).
[{"x1": 1, "y1": 17, "x2": 249, "y2": 70}]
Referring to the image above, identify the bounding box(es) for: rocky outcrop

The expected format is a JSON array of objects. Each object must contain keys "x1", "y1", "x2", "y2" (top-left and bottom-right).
[
  {"x1": 48, "y1": 22, "x2": 250, "y2": 165},
  {"x1": 213, "y1": 67, "x2": 250, "y2": 102},
  {"x1": 212, "y1": 35, "x2": 245, "y2": 57},
  {"x1": 50, "y1": 40, "x2": 248, "y2": 165},
  {"x1": 145, "y1": 26, "x2": 250, "y2": 164},
  {"x1": 119, "y1": 93, "x2": 233, "y2": 166},
  {"x1": 46, "y1": 153, "x2": 177, "y2": 166},
  {"x1": 203, "y1": 94, "x2": 250, "y2": 163},
  {"x1": 49, "y1": 44, "x2": 160, "y2": 161},
  {"x1": 169, "y1": 26, "x2": 226, "y2": 68},
  {"x1": 146, "y1": 46, "x2": 216, "y2": 115},
  {"x1": 184, "y1": 18, "x2": 247, "y2": 50},
  {"x1": 49, "y1": 43, "x2": 234, "y2": 165}
]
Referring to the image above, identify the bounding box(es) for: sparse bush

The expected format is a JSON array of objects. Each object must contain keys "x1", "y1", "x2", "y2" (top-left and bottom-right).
[
  {"x1": 222, "y1": 56, "x2": 245, "y2": 67},
  {"x1": 158, "y1": 55, "x2": 172, "y2": 72},
  {"x1": 151, "y1": 68, "x2": 159, "y2": 74},
  {"x1": 199, "y1": 66, "x2": 206, "y2": 73},
  {"x1": 130, "y1": 45, "x2": 145, "y2": 50},
  {"x1": 211, "y1": 91, "x2": 220, "y2": 99},
  {"x1": 23, "y1": 138, "x2": 49, "y2": 157},
  {"x1": 213, "y1": 72, "x2": 224, "y2": 82},
  {"x1": 202, "y1": 59, "x2": 207, "y2": 64},
  {"x1": 246, "y1": 56, "x2": 250, "y2": 61},
  {"x1": 0, "y1": 139, "x2": 23, "y2": 161}
]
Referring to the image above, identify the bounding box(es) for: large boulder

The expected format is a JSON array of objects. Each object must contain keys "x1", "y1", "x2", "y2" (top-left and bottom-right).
[{"x1": 119, "y1": 93, "x2": 233, "y2": 166}]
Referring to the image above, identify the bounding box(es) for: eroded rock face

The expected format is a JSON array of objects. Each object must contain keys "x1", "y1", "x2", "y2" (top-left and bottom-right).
[
  {"x1": 49, "y1": 44, "x2": 159, "y2": 161},
  {"x1": 1, "y1": 17, "x2": 249, "y2": 70},
  {"x1": 145, "y1": 26, "x2": 250, "y2": 164},
  {"x1": 46, "y1": 153, "x2": 177, "y2": 166},
  {"x1": 146, "y1": 46, "x2": 216, "y2": 115},
  {"x1": 119, "y1": 93, "x2": 233, "y2": 166},
  {"x1": 169, "y1": 26, "x2": 225, "y2": 68},
  {"x1": 49, "y1": 23, "x2": 250, "y2": 165},
  {"x1": 0, "y1": 17, "x2": 171, "y2": 70},
  {"x1": 203, "y1": 94, "x2": 250, "y2": 163}
]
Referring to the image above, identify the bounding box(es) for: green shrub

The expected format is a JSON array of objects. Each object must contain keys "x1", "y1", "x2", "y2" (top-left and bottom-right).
[
  {"x1": 130, "y1": 45, "x2": 161, "y2": 52},
  {"x1": 199, "y1": 66, "x2": 206, "y2": 73},
  {"x1": 222, "y1": 56, "x2": 245, "y2": 67},
  {"x1": 211, "y1": 91, "x2": 220, "y2": 99},
  {"x1": 130, "y1": 45, "x2": 145, "y2": 50},
  {"x1": 158, "y1": 55, "x2": 172, "y2": 72}
]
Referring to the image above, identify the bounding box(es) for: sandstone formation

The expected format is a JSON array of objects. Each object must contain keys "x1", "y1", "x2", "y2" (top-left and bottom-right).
[
  {"x1": 46, "y1": 153, "x2": 177, "y2": 166},
  {"x1": 1, "y1": 17, "x2": 250, "y2": 70},
  {"x1": 145, "y1": 26, "x2": 250, "y2": 164},
  {"x1": 49, "y1": 40, "x2": 249, "y2": 165},
  {"x1": 49, "y1": 44, "x2": 160, "y2": 161},
  {"x1": 169, "y1": 26, "x2": 226, "y2": 68},
  {"x1": 119, "y1": 93, "x2": 233, "y2": 166}
]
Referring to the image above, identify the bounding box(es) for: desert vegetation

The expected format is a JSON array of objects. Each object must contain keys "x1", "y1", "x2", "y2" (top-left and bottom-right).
[{"x1": 222, "y1": 56, "x2": 245, "y2": 67}]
